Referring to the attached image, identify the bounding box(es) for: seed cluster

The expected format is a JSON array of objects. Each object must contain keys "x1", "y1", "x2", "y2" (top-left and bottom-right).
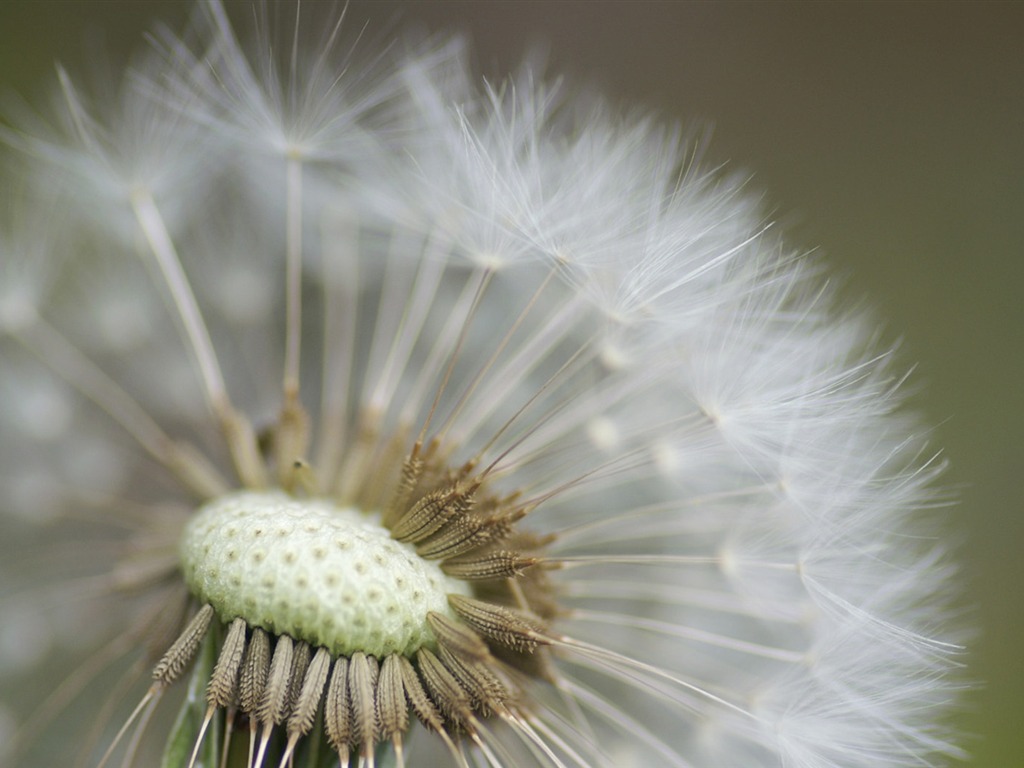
[{"x1": 155, "y1": 441, "x2": 561, "y2": 765}]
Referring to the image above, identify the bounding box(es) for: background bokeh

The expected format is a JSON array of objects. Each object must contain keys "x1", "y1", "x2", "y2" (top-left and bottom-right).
[{"x1": 1, "y1": 2, "x2": 1020, "y2": 765}]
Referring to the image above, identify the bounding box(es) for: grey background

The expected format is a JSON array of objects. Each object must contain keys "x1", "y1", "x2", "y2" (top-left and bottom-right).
[{"x1": 1, "y1": 2, "x2": 1020, "y2": 765}]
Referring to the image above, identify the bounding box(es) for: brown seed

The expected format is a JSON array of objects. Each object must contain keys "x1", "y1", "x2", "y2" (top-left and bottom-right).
[
  {"x1": 441, "y1": 550, "x2": 538, "y2": 580},
  {"x1": 416, "y1": 648, "x2": 473, "y2": 724},
  {"x1": 349, "y1": 652, "x2": 379, "y2": 748},
  {"x1": 448, "y1": 594, "x2": 549, "y2": 653},
  {"x1": 437, "y1": 645, "x2": 512, "y2": 716},
  {"x1": 239, "y1": 627, "x2": 271, "y2": 715},
  {"x1": 287, "y1": 640, "x2": 312, "y2": 711},
  {"x1": 152, "y1": 603, "x2": 214, "y2": 687},
  {"x1": 391, "y1": 482, "x2": 476, "y2": 544},
  {"x1": 257, "y1": 633, "x2": 295, "y2": 727},
  {"x1": 415, "y1": 511, "x2": 515, "y2": 560},
  {"x1": 375, "y1": 654, "x2": 409, "y2": 740},
  {"x1": 206, "y1": 616, "x2": 247, "y2": 708},
  {"x1": 287, "y1": 646, "x2": 331, "y2": 738},
  {"x1": 395, "y1": 654, "x2": 445, "y2": 733},
  {"x1": 324, "y1": 655, "x2": 351, "y2": 753}
]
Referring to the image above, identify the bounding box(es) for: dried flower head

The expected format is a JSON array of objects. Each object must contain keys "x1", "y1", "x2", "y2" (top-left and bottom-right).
[{"x1": 0, "y1": 2, "x2": 965, "y2": 767}]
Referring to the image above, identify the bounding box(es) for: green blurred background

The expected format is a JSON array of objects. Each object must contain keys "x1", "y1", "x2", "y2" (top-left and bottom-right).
[{"x1": 1, "y1": 2, "x2": 1020, "y2": 765}]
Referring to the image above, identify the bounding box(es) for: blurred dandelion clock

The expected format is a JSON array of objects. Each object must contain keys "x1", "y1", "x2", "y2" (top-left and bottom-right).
[{"x1": 0, "y1": 2, "x2": 966, "y2": 767}]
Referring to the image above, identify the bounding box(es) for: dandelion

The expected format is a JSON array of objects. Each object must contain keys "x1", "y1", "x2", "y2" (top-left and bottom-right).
[{"x1": 0, "y1": 2, "x2": 965, "y2": 767}]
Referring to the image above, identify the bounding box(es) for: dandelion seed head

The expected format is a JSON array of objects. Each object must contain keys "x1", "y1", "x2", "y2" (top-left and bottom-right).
[{"x1": 0, "y1": 2, "x2": 966, "y2": 767}]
